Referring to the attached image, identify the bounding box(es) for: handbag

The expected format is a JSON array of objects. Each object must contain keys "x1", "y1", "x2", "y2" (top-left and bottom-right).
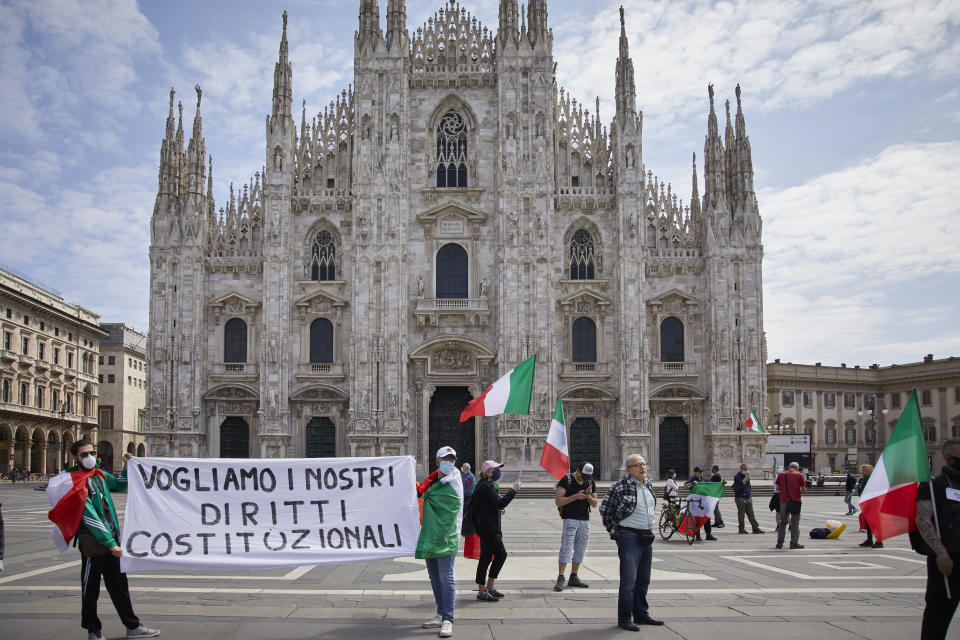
[
  {"x1": 76, "y1": 528, "x2": 111, "y2": 557},
  {"x1": 768, "y1": 493, "x2": 780, "y2": 512},
  {"x1": 637, "y1": 529, "x2": 656, "y2": 546}
]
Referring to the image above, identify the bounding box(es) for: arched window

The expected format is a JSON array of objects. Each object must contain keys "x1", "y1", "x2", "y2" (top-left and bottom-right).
[
  {"x1": 436, "y1": 111, "x2": 467, "y2": 188},
  {"x1": 436, "y1": 243, "x2": 468, "y2": 299},
  {"x1": 309, "y1": 318, "x2": 334, "y2": 364},
  {"x1": 660, "y1": 317, "x2": 684, "y2": 362},
  {"x1": 310, "y1": 229, "x2": 337, "y2": 281},
  {"x1": 1, "y1": 380, "x2": 8, "y2": 403},
  {"x1": 572, "y1": 317, "x2": 597, "y2": 362},
  {"x1": 20, "y1": 383, "x2": 28, "y2": 405},
  {"x1": 569, "y1": 230, "x2": 595, "y2": 279},
  {"x1": 224, "y1": 319, "x2": 247, "y2": 363}
]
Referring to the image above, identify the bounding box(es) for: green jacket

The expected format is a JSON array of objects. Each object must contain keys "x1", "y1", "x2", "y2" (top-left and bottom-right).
[
  {"x1": 66, "y1": 465, "x2": 127, "y2": 549},
  {"x1": 857, "y1": 473, "x2": 870, "y2": 496}
]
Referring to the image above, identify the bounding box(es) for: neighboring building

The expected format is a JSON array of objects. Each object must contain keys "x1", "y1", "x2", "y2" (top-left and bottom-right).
[
  {"x1": 0, "y1": 265, "x2": 106, "y2": 475},
  {"x1": 767, "y1": 355, "x2": 960, "y2": 473},
  {"x1": 146, "y1": 1, "x2": 767, "y2": 480},
  {"x1": 98, "y1": 323, "x2": 148, "y2": 471}
]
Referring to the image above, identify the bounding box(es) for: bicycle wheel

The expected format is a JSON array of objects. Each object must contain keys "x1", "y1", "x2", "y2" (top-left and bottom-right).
[
  {"x1": 658, "y1": 508, "x2": 675, "y2": 540},
  {"x1": 683, "y1": 508, "x2": 696, "y2": 545}
]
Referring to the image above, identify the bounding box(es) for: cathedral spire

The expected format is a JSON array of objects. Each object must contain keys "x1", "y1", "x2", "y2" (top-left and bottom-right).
[
  {"x1": 703, "y1": 84, "x2": 726, "y2": 206},
  {"x1": 735, "y1": 84, "x2": 754, "y2": 197},
  {"x1": 156, "y1": 88, "x2": 178, "y2": 200},
  {"x1": 358, "y1": 0, "x2": 382, "y2": 52},
  {"x1": 498, "y1": 0, "x2": 519, "y2": 47},
  {"x1": 386, "y1": 0, "x2": 407, "y2": 52},
  {"x1": 615, "y1": 6, "x2": 637, "y2": 123},
  {"x1": 186, "y1": 84, "x2": 206, "y2": 196},
  {"x1": 690, "y1": 152, "x2": 701, "y2": 220},
  {"x1": 175, "y1": 99, "x2": 185, "y2": 200},
  {"x1": 272, "y1": 11, "x2": 292, "y2": 121},
  {"x1": 724, "y1": 99, "x2": 736, "y2": 204},
  {"x1": 527, "y1": 0, "x2": 548, "y2": 48}
]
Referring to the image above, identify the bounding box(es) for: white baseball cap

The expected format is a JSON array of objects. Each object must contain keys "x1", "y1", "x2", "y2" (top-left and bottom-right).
[
  {"x1": 581, "y1": 463, "x2": 594, "y2": 475},
  {"x1": 435, "y1": 446, "x2": 457, "y2": 459}
]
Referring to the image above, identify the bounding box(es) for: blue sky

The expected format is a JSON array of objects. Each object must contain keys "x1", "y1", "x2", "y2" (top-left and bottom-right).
[{"x1": 0, "y1": 0, "x2": 958, "y2": 367}]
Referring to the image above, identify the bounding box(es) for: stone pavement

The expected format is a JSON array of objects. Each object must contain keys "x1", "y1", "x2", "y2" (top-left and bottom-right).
[{"x1": 0, "y1": 482, "x2": 955, "y2": 640}]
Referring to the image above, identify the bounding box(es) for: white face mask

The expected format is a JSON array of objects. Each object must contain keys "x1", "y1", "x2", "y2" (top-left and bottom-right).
[{"x1": 80, "y1": 455, "x2": 97, "y2": 470}]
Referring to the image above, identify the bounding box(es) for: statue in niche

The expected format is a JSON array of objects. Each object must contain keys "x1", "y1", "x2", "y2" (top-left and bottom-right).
[
  {"x1": 417, "y1": 274, "x2": 425, "y2": 297},
  {"x1": 268, "y1": 334, "x2": 278, "y2": 363},
  {"x1": 632, "y1": 389, "x2": 642, "y2": 418},
  {"x1": 479, "y1": 279, "x2": 488, "y2": 298},
  {"x1": 389, "y1": 116, "x2": 399, "y2": 142},
  {"x1": 179, "y1": 383, "x2": 190, "y2": 409}
]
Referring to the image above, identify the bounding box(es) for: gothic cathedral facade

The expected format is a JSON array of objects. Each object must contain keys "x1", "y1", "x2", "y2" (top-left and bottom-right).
[{"x1": 146, "y1": 1, "x2": 767, "y2": 479}]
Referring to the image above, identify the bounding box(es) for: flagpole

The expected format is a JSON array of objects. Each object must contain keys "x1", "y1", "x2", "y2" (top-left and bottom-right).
[{"x1": 929, "y1": 479, "x2": 952, "y2": 599}]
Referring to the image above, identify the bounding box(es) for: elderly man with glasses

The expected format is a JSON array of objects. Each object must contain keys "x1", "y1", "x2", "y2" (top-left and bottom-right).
[{"x1": 599, "y1": 454, "x2": 664, "y2": 631}]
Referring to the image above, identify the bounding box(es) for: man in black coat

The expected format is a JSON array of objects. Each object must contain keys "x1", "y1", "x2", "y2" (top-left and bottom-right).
[
  {"x1": 844, "y1": 471, "x2": 857, "y2": 515},
  {"x1": 470, "y1": 460, "x2": 520, "y2": 602}
]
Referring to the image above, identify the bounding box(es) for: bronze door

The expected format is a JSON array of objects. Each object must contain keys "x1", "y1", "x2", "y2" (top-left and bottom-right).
[
  {"x1": 570, "y1": 417, "x2": 601, "y2": 478},
  {"x1": 428, "y1": 387, "x2": 475, "y2": 472},
  {"x1": 658, "y1": 417, "x2": 689, "y2": 479},
  {"x1": 305, "y1": 417, "x2": 337, "y2": 457},
  {"x1": 220, "y1": 417, "x2": 250, "y2": 458}
]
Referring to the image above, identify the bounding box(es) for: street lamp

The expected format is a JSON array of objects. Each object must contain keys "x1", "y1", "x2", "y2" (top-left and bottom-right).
[
  {"x1": 50, "y1": 400, "x2": 70, "y2": 472},
  {"x1": 858, "y1": 394, "x2": 888, "y2": 464}
]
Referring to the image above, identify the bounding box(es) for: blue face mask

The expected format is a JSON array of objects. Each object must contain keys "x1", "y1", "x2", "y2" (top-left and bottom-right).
[
  {"x1": 438, "y1": 460, "x2": 455, "y2": 475},
  {"x1": 491, "y1": 469, "x2": 502, "y2": 482}
]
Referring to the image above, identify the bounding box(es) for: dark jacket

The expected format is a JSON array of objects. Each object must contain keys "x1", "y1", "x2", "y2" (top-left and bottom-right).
[
  {"x1": 845, "y1": 474, "x2": 856, "y2": 492},
  {"x1": 470, "y1": 477, "x2": 516, "y2": 537}
]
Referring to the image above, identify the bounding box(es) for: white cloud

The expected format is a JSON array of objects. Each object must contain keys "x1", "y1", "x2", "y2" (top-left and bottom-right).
[{"x1": 761, "y1": 141, "x2": 960, "y2": 365}]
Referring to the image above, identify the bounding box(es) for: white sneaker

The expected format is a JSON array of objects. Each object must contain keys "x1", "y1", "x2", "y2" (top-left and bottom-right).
[
  {"x1": 439, "y1": 619, "x2": 453, "y2": 637},
  {"x1": 422, "y1": 614, "x2": 442, "y2": 628},
  {"x1": 126, "y1": 625, "x2": 161, "y2": 638}
]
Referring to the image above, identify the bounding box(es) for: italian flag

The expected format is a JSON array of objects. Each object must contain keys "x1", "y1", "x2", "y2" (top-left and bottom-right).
[
  {"x1": 460, "y1": 354, "x2": 536, "y2": 422},
  {"x1": 415, "y1": 471, "x2": 464, "y2": 559},
  {"x1": 678, "y1": 482, "x2": 724, "y2": 535},
  {"x1": 860, "y1": 388, "x2": 930, "y2": 542},
  {"x1": 540, "y1": 397, "x2": 570, "y2": 480},
  {"x1": 46, "y1": 468, "x2": 101, "y2": 552},
  {"x1": 743, "y1": 411, "x2": 764, "y2": 433}
]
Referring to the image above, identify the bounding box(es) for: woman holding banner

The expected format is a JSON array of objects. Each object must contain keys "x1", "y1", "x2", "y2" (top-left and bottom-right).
[
  {"x1": 470, "y1": 460, "x2": 520, "y2": 602},
  {"x1": 415, "y1": 446, "x2": 463, "y2": 638}
]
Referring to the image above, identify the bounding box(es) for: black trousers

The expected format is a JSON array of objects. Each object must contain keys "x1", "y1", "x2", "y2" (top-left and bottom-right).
[
  {"x1": 81, "y1": 553, "x2": 140, "y2": 633},
  {"x1": 922, "y1": 554, "x2": 960, "y2": 640},
  {"x1": 475, "y1": 533, "x2": 507, "y2": 585}
]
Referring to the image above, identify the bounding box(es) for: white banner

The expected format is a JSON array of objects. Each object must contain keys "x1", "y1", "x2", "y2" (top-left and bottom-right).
[{"x1": 120, "y1": 456, "x2": 419, "y2": 572}]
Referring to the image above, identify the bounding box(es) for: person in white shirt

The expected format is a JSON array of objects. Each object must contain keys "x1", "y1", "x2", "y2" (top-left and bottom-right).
[{"x1": 663, "y1": 469, "x2": 679, "y2": 504}]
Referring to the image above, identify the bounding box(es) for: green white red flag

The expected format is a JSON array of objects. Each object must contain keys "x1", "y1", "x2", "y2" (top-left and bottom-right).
[
  {"x1": 678, "y1": 481, "x2": 724, "y2": 535},
  {"x1": 460, "y1": 355, "x2": 536, "y2": 422},
  {"x1": 860, "y1": 388, "x2": 930, "y2": 542},
  {"x1": 539, "y1": 397, "x2": 570, "y2": 480},
  {"x1": 743, "y1": 411, "x2": 764, "y2": 433}
]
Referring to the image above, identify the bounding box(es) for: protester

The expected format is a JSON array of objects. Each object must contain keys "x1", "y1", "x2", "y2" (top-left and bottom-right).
[
  {"x1": 554, "y1": 461, "x2": 597, "y2": 591},
  {"x1": 858, "y1": 464, "x2": 881, "y2": 548},
  {"x1": 732, "y1": 464, "x2": 764, "y2": 534},
  {"x1": 416, "y1": 446, "x2": 463, "y2": 638},
  {"x1": 10, "y1": 468, "x2": 16, "y2": 484},
  {"x1": 709, "y1": 465, "x2": 725, "y2": 528},
  {"x1": 769, "y1": 464, "x2": 784, "y2": 534},
  {"x1": 916, "y1": 439, "x2": 960, "y2": 640},
  {"x1": 471, "y1": 460, "x2": 519, "y2": 601},
  {"x1": 461, "y1": 463, "x2": 476, "y2": 499},
  {"x1": 663, "y1": 469, "x2": 679, "y2": 504},
  {"x1": 684, "y1": 468, "x2": 716, "y2": 541},
  {"x1": 845, "y1": 470, "x2": 857, "y2": 515},
  {"x1": 67, "y1": 440, "x2": 160, "y2": 640},
  {"x1": 600, "y1": 454, "x2": 664, "y2": 631},
  {"x1": 775, "y1": 461, "x2": 806, "y2": 549}
]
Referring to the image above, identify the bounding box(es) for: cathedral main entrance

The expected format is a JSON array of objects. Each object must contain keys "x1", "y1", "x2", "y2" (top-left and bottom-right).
[
  {"x1": 428, "y1": 387, "x2": 475, "y2": 473},
  {"x1": 305, "y1": 417, "x2": 336, "y2": 458},
  {"x1": 570, "y1": 417, "x2": 601, "y2": 478},
  {"x1": 658, "y1": 417, "x2": 689, "y2": 479},
  {"x1": 220, "y1": 417, "x2": 250, "y2": 458}
]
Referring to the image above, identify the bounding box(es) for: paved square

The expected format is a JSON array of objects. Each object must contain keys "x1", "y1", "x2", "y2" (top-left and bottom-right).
[{"x1": 0, "y1": 483, "x2": 955, "y2": 640}]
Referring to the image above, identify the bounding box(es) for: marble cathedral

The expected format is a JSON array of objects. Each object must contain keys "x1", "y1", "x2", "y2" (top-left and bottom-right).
[{"x1": 146, "y1": 0, "x2": 767, "y2": 479}]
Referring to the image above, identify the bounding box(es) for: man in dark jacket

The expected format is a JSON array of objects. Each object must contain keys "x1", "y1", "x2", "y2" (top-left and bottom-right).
[
  {"x1": 917, "y1": 439, "x2": 960, "y2": 640},
  {"x1": 709, "y1": 465, "x2": 725, "y2": 527},
  {"x1": 67, "y1": 440, "x2": 160, "y2": 640},
  {"x1": 733, "y1": 464, "x2": 764, "y2": 534},
  {"x1": 471, "y1": 460, "x2": 519, "y2": 602},
  {"x1": 599, "y1": 454, "x2": 664, "y2": 631},
  {"x1": 844, "y1": 471, "x2": 857, "y2": 515}
]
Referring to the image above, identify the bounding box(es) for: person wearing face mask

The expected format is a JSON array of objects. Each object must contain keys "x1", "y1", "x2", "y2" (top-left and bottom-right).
[
  {"x1": 415, "y1": 446, "x2": 463, "y2": 638},
  {"x1": 66, "y1": 440, "x2": 160, "y2": 640},
  {"x1": 917, "y1": 439, "x2": 960, "y2": 640},
  {"x1": 553, "y1": 461, "x2": 597, "y2": 591},
  {"x1": 470, "y1": 460, "x2": 520, "y2": 602}
]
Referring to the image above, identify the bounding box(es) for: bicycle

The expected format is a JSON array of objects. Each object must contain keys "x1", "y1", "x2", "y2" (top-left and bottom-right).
[{"x1": 659, "y1": 498, "x2": 699, "y2": 545}]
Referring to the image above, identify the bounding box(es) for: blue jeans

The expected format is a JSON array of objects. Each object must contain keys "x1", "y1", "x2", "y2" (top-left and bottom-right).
[
  {"x1": 844, "y1": 491, "x2": 854, "y2": 512},
  {"x1": 558, "y1": 519, "x2": 590, "y2": 564},
  {"x1": 425, "y1": 555, "x2": 456, "y2": 622},
  {"x1": 616, "y1": 529, "x2": 653, "y2": 623}
]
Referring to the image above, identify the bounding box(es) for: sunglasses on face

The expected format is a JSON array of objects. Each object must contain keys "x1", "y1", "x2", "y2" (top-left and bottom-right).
[{"x1": 78, "y1": 451, "x2": 97, "y2": 459}]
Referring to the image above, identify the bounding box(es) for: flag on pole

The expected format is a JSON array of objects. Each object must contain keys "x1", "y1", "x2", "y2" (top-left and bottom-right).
[
  {"x1": 678, "y1": 482, "x2": 724, "y2": 535},
  {"x1": 540, "y1": 397, "x2": 570, "y2": 480},
  {"x1": 460, "y1": 355, "x2": 536, "y2": 422},
  {"x1": 743, "y1": 411, "x2": 765, "y2": 433},
  {"x1": 860, "y1": 388, "x2": 930, "y2": 542}
]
